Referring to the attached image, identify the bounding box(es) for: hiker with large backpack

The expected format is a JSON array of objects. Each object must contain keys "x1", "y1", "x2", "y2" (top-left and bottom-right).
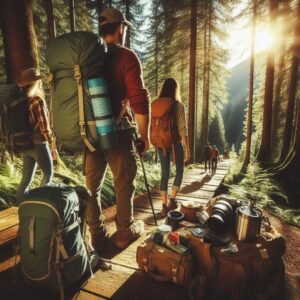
[
  {"x1": 150, "y1": 78, "x2": 190, "y2": 218},
  {"x1": 84, "y1": 7, "x2": 150, "y2": 252},
  {"x1": 16, "y1": 68, "x2": 57, "y2": 203}
]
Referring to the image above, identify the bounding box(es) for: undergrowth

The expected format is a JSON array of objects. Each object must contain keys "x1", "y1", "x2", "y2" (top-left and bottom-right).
[
  {"x1": 0, "y1": 150, "x2": 166, "y2": 210},
  {"x1": 223, "y1": 157, "x2": 300, "y2": 227}
]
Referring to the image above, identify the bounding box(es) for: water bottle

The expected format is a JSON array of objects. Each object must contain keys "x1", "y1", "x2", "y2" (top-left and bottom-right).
[{"x1": 87, "y1": 77, "x2": 117, "y2": 150}]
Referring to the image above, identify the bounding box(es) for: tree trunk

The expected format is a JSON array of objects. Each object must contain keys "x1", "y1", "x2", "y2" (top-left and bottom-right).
[
  {"x1": 43, "y1": 0, "x2": 56, "y2": 42},
  {"x1": 124, "y1": 0, "x2": 131, "y2": 48},
  {"x1": 280, "y1": 0, "x2": 300, "y2": 160},
  {"x1": 200, "y1": 1, "x2": 208, "y2": 163},
  {"x1": 257, "y1": 0, "x2": 278, "y2": 161},
  {"x1": 188, "y1": 0, "x2": 198, "y2": 162},
  {"x1": 69, "y1": 0, "x2": 76, "y2": 32},
  {"x1": 271, "y1": 43, "x2": 285, "y2": 159},
  {"x1": 154, "y1": 3, "x2": 159, "y2": 96},
  {"x1": 244, "y1": 0, "x2": 257, "y2": 166},
  {"x1": 0, "y1": 0, "x2": 39, "y2": 84},
  {"x1": 97, "y1": 0, "x2": 104, "y2": 35}
]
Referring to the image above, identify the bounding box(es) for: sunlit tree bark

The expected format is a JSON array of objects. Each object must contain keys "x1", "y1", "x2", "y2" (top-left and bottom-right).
[
  {"x1": 257, "y1": 0, "x2": 279, "y2": 162},
  {"x1": 0, "y1": 0, "x2": 39, "y2": 83},
  {"x1": 244, "y1": 0, "x2": 257, "y2": 166},
  {"x1": 280, "y1": 0, "x2": 300, "y2": 161},
  {"x1": 188, "y1": 0, "x2": 198, "y2": 162}
]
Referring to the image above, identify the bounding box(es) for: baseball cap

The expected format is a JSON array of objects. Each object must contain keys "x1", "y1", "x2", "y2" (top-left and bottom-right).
[{"x1": 99, "y1": 7, "x2": 132, "y2": 27}]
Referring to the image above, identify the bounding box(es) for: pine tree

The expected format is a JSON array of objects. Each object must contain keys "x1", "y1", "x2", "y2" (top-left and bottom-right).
[
  {"x1": 244, "y1": 0, "x2": 257, "y2": 166},
  {"x1": 257, "y1": 0, "x2": 279, "y2": 161}
]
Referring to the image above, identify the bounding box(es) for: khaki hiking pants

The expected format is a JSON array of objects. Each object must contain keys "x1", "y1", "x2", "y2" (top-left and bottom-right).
[{"x1": 84, "y1": 131, "x2": 137, "y2": 232}]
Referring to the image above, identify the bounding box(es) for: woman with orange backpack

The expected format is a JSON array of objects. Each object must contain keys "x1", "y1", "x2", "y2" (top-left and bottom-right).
[
  {"x1": 16, "y1": 68, "x2": 57, "y2": 203},
  {"x1": 150, "y1": 78, "x2": 190, "y2": 217}
]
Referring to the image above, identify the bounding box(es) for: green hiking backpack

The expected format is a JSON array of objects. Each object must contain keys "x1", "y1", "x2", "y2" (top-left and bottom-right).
[
  {"x1": 0, "y1": 84, "x2": 32, "y2": 156},
  {"x1": 18, "y1": 184, "x2": 90, "y2": 299},
  {"x1": 46, "y1": 31, "x2": 107, "y2": 153}
]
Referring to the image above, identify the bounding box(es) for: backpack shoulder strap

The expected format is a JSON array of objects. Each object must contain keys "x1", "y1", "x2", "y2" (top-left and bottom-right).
[{"x1": 74, "y1": 65, "x2": 96, "y2": 153}]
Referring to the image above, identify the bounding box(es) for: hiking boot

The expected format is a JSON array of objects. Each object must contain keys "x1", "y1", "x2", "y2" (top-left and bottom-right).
[
  {"x1": 115, "y1": 220, "x2": 144, "y2": 250},
  {"x1": 89, "y1": 224, "x2": 109, "y2": 254},
  {"x1": 161, "y1": 204, "x2": 168, "y2": 218},
  {"x1": 168, "y1": 198, "x2": 178, "y2": 211}
]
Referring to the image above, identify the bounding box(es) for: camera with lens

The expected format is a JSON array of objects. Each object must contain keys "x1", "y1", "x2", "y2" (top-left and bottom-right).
[{"x1": 206, "y1": 200, "x2": 235, "y2": 234}]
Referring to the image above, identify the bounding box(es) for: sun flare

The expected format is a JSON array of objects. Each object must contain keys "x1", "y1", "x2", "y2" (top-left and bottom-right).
[{"x1": 255, "y1": 29, "x2": 273, "y2": 52}]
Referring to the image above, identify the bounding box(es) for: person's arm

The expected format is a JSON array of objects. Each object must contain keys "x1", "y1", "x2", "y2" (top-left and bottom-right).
[
  {"x1": 176, "y1": 103, "x2": 190, "y2": 162},
  {"x1": 135, "y1": 113, "x2": 149, "y2": 154},
  {"x1": 33, "y1": 98, "x2": 52, "y2": 144},
  {"x1": 122, "y1": 50, "x2": 150, "y2": 153},
  {"x1": 34, "y1": 97, "x2": 58, "y2": 160}
]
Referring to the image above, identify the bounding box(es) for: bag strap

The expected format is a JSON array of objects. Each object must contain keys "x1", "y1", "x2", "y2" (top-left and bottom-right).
[
  {"x1": 54, "y1": 232, "x2": 64, "y2": 300},
  {"x1": 73, "y1": 64, "x2": 96, "y2": 153}
]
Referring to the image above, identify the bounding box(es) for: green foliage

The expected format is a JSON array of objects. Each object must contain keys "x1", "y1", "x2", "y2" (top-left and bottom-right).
[
  {"x1": 223, "y1": 159, "x2": 300, "y2": 227},
  {"x1": 208, "y1": 110, "x2": 226, "y2": 152}
]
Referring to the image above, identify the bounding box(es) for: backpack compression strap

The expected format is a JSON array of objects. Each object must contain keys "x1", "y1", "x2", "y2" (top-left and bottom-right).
[{"x1": 74, "y1": 65, "x2": 96, "y2": 152}]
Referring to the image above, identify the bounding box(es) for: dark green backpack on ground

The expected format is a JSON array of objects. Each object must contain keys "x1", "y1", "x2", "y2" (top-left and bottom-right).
[
  {"x1": 46, "y1": 31, "x2": 107, "y2": 152},
  {"x1": 18, "y1": 184, "x2": 90, "y2": 299},
  {"x1": 0, "y1": 84, "x2": 32, "y2": 156}
]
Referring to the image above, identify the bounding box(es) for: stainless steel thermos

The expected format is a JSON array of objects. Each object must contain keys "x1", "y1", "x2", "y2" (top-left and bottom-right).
[{"x1": 236, "y1": 203, "x2": 262, "y2": 242}]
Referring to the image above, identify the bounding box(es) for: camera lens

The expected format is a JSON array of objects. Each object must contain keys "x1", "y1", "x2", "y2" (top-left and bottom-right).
[{"x1": 207, "y1": 200, "x2": 233, "y2": 233}]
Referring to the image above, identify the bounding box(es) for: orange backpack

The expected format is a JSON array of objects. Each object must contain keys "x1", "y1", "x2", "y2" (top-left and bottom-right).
[{"x1": 150, "y1": 97, "x2": 180, "y2": 158}]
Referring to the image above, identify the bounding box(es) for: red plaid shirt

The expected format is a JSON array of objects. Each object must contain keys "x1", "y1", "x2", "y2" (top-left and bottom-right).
[{"x1": 28, "y1": 96, "x2": 52, "y2": 144}]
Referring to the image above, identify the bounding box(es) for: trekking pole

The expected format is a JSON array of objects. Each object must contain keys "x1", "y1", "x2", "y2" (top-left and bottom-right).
[{"x1": 133, "y1": 132, "x2": 158, "y2": 226}]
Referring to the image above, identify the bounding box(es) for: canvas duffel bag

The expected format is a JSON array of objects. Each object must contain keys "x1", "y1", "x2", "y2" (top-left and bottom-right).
[
  {"x1": 183, "y1": 223, "x2": 286, "y2": 300},
  {"x1": 136, "y1": 240, "x2": 194, "y2": 286}
]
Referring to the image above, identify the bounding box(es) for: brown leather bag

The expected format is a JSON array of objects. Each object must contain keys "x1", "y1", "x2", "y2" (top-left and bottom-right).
[
  {"x1": 183, "y1": 224, "x2": 286, "y2": 300},
  {"x1": 136, "y1": 240, "x2": 194, "y2": 286}
]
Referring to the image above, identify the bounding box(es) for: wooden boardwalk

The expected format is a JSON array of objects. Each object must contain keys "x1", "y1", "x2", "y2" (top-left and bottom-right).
[{"x1": 0, "y1": 160, "x2": 230, "y2": 300}]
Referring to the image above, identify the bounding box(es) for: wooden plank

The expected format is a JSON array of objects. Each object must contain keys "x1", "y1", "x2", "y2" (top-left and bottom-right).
[
  {"x1": 82, "y1": 263, "x2": 189, "y2": 300},
  {"x1": 0, "y1": 225, "x2": 18, "y2": 247},
  {"x1": 74, "y1": 290, "x2": 107, "y2": 300},
  {"x1": 0, "y1": 214, "x2": 19, "y2": 232},
  {"x1": 0, "y1": 207, "x2": 18, "y2": 219}
]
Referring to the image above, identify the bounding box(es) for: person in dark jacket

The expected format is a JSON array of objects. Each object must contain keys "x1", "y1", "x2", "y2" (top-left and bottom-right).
[
  {"x1": 211, "y1": 145, "x2": 220, "y2": 173},
  {"x1": 204, "y1": 144, "x2": 211, "y2": 172}
]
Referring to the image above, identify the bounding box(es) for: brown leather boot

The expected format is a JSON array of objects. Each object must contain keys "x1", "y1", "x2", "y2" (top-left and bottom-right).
[
  {"x1": 115, "y1": 220, "x2": 144, "y2": 250},
  {"x1": 161, "y1": 203, "x2": 168, "y2": 218},
  {"x1": 168, "y1": 198, "x2": 178, "y2": 211},
  {"x1": 89, "y1": 222, "x2": 109, "y2": 254}
]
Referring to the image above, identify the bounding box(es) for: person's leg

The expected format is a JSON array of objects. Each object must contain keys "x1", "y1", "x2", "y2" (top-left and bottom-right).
[
  {"x1": 106, "y1": 132, "x2": 143, "y2": 249},
  {"x1": 34, "y1": 144, "x2": 53, "y2": 186},
  {"x1": 170, "y1": 143, "x2": 184, "y2": 209},
  {"x1": 204, "y1": 159, "x2": 207, "y2": 171},
  {"x1": 85, "y1": 149, "x2": 109, "y2": 252},
  {"x1": 16, "y1": 152, "x2": 37, "y2": 204},
  {"x1": 158, "y1": 147, "x2": 171, "y2": 216}
]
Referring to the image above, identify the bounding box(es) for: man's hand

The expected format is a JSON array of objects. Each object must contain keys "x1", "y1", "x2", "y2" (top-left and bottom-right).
[
  {"x1": 135, "y1": 136, "x2": 149, "y2": 155},
  {"x1": 135, "y1": 113, "x2": 149, "y2": 155}
]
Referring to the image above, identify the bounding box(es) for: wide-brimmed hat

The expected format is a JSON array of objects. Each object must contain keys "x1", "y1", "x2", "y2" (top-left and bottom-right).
[
  {"x1": 99, "y1": 7, "x2": 132, "y2": 27},
  {"x1": 18, "y1": 68, "x2": 46, "y2": 87}
]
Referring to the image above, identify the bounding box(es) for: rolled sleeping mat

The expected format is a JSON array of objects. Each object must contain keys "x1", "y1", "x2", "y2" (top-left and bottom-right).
[{"x1": 88, "y1": 78, "x2": 117, "y2": 150}]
